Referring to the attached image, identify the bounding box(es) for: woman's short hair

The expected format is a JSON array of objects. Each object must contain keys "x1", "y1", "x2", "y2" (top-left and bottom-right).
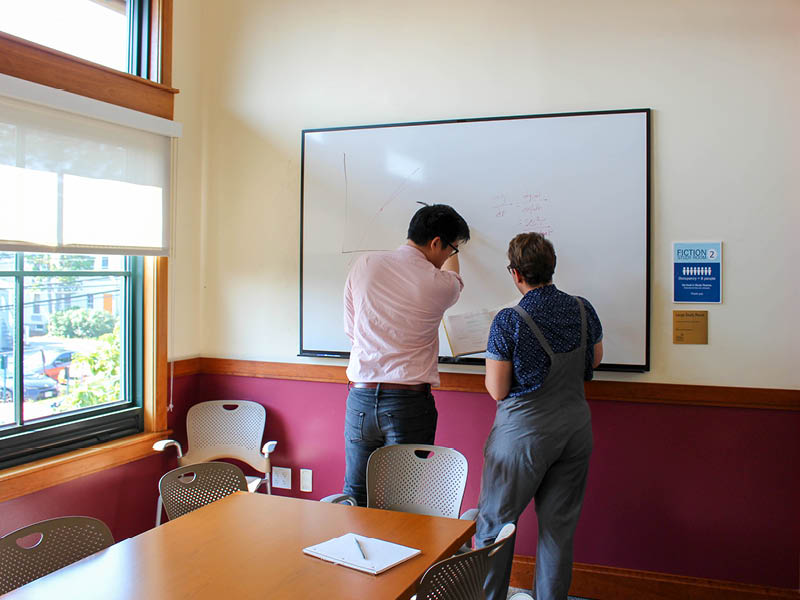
[{"x1": 507, "y1": 232, "x2": 556, "y2": 285}]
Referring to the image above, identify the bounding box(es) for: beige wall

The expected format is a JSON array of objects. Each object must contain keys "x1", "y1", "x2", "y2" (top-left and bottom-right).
[
  {"x1": 168, "y1": 2, "x2": 203, "y2": 360},
  {"x1": 169, "y1": 0, "x2": 800, "y2": 389}
]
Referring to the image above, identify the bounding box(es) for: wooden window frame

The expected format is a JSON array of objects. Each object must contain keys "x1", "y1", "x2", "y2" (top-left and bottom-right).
[
  {"x1": 0, "y1": 0, "x2": 174, "y2": 504},
  {"x1": 0, "y1": 9, "x2": 176, "y2": 118}
]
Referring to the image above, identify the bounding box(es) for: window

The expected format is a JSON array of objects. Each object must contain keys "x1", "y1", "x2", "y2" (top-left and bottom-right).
[
  {"x1": 0, "y1": 252, "x2": 142, "y2": 467},
  {"x1": 0, "y1": 0, "x2": 129, "y2": 72},
  {"x1": 0, "y1": 0, "x2": 175, "y2": 471},
  {"x1": 0, "y1": 0, "x2": 159, "y2": 81}
]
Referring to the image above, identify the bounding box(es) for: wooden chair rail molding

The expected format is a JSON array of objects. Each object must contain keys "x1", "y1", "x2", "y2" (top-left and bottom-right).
[
  {"x1": 511, "y1": 557, "x2": 800, "y2": 600},
  {"x1": 0, "y1": 31, "x2": 178, "y2": 119},
  {"x1": 170, "y1": 358, "x2": 800, "y2": 411},
  {"x1": 0, "y1": 431, "x2": 170, "y2": 505}
]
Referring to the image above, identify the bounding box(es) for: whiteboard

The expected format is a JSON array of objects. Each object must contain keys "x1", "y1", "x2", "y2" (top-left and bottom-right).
[{"x1": 300, "y1": 109, "x2": 650, "y2": 371}]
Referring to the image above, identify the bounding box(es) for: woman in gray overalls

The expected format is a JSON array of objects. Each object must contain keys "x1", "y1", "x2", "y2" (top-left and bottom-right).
[{"x1": 476, "y1": 233, "x2": 604, "y2": 600}]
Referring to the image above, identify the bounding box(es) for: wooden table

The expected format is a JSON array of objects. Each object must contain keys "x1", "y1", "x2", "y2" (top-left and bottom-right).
[{"x1": 5, "y1": 492, "x2": 475, "y2": 600}]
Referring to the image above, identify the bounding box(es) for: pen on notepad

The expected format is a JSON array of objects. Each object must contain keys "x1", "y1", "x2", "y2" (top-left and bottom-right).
[{"x1": 354, "y1": 537, "x2": 367, "y2": 560}]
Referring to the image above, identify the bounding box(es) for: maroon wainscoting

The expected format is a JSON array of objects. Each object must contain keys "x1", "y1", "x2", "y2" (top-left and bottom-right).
[
  {"x1": 579, "y1": 401, "x2": 799, "y2": 589},
  {"x1": 0, "y1": 453, "x2": 171, "y2": 541},
  {"x1": 183, "y1": 373, "x2": 799, "y2": 590}
]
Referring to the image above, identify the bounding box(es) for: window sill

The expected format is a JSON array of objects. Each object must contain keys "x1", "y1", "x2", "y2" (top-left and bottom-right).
[{"x1": 0, "y1": 430, "x2": 171, "y2": 504}]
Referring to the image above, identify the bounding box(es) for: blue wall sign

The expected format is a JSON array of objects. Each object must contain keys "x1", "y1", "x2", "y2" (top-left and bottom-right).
[{"x1": 673, "y1": 242, "x2": 722, "y2": 303}]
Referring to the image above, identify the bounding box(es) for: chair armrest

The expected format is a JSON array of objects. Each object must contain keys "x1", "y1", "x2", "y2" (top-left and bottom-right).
[
  {"x1": 152, "y1": 439, "x2": 183, "y2": 459},
  {"x1": 320, "y1": 494, "x2": 357, "y2": 506},
  {"x1": 262, "y1": 440, "x2": 278, "y2": 455},
  {"x1": 456, "y1": 507, "x2": 478, "y2": 553},
  {"x1": 460, "y1": 507, "x2": 478, "y2": 521}
]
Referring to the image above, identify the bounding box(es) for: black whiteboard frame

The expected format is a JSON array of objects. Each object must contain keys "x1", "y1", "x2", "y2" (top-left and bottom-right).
[{"x1": 299, "y1": 108, "x2": 651, "y2": 373}]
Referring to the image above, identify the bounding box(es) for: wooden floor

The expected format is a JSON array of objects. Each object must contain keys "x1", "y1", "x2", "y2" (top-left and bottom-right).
[{"x1": 507, "y1": 588, "x2": 591, "y2": 600}]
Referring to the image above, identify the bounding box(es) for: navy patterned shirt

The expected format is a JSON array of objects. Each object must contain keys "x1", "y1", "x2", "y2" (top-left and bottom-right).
[{"x1": 486, "y1": 284, "x2": 603, "y2": 397}]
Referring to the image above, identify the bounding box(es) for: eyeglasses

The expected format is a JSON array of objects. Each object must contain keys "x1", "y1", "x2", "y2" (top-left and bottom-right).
[
  {"x1": 506, "y1": 264, "x2": 515, "y2": 274},
  {"x1": 446, "y1": 242, "x2": 459, "y2": 257}
]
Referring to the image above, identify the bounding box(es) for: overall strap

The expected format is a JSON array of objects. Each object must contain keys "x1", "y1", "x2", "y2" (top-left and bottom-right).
[{"x1": 512, "y1": 304, "x2": 555, "y2": 359}]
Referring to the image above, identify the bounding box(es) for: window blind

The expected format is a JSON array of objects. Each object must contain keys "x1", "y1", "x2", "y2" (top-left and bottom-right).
[{"x1": 0, "y1": 73, "x2": 181, "y2": 256}]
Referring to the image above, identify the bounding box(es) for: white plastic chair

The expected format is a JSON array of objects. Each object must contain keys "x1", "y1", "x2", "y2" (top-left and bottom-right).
[
  {"x1": 412, "y1": 523, "x2": 516, "y2": 600},
  {"x1": 323, "y1": 444, "x2": 469, "y2": 518},
  {"x1": 152, "y1": 400, "x2": 277, "y2": 526}
]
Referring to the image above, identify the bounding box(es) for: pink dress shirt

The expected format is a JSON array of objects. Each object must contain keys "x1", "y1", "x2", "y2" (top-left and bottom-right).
[{"x1": 344, "y1": 245, "x2": 464, "y2": 386}]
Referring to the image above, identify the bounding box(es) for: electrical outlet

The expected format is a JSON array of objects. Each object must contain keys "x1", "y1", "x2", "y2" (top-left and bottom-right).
[
  {"x1": 272, "y1": 466, "x2": 291, "y2": 490},
  {"x1": 300, "y1": 468, "x2": 312, "y2": 492}
]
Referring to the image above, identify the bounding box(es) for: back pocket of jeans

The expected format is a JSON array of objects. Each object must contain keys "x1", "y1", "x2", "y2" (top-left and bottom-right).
[
  {"x1": 385, "y1": 406, "x2": 437, "y2": 443},
  {"x1": 345, "y1": 408, "x2": 365, "y2": 442}
]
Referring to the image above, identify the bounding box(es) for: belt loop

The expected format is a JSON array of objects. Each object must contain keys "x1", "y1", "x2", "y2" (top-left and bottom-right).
[{"x1": 347, "y1": 380, "x2": 352, "y2": 391}]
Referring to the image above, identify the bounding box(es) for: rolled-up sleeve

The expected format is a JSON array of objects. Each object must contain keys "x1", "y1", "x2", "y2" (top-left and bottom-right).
[
  {"x1": 433, "y1": 270, "x2": 464, "y2": 311},
  {"x1": 487, "y1": 308, "x2": 514, "y2": 361},
  {"x1": 584, "y1": 299, "x2": 603, "y2": 344}
]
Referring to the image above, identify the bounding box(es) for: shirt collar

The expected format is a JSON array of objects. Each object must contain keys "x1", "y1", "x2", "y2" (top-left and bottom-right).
[
  {"x1": 398, "y1": 244, "x2": 427, "y2": 260},
  {"x1": 522, "y1": 283, "x2": 557, "y2": 304}
]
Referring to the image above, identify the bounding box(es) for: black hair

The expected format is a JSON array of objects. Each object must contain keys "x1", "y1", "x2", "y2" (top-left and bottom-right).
[{"x1": 407, "y1": 204, "x2": 470, "y2": 247}]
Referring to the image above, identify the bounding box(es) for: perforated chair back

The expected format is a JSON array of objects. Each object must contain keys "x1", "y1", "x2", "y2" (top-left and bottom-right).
[
  {"x1": 158, "y1": 462, "x2": 248, "y2": 521},
  {"x1": 182, "y1": 400, "x2": 268, "y2": 473},
  {"x1": 366, "y1": 444, "x2": 468, "y2": 518},
  {"x1": 0, "y1": 516, "x2": 114, "y2": 595},
  {"x1": 415, "y1": 523, "x2": 516, "y2": 600}
]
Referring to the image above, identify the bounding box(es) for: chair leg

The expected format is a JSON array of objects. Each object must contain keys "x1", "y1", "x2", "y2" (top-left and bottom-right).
[{"x1": 155, "y1": 494, "x2": 163, "y2": 527}]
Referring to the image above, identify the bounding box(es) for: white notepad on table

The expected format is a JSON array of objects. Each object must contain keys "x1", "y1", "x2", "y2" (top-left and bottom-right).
[{"x1": 303, "y1": 533, "x2": 420, "y2": 575}]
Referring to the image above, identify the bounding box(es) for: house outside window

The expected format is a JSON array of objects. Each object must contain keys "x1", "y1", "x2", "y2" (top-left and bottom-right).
[{"x1": 0, "y1": 252, "x2": 140, "y2": 428}]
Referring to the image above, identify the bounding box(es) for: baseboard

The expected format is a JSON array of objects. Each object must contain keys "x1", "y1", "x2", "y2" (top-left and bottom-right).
[{"x1": 510, "y1": 556, "x2": 800, "y2": 600}]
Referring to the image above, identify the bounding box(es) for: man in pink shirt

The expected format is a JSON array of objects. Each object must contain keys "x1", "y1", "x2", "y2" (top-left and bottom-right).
[{"x1": 342, "y1": 204, "x2": 470, "y2": 506}]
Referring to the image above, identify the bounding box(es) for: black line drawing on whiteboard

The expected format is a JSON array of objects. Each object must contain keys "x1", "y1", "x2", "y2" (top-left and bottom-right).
[{"x1": 341, "y1": 165, "x2": 423, "y2": 254}]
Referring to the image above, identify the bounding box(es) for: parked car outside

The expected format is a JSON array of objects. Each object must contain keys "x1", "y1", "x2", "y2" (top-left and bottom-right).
[
  {"x1": 44, "y1": 350, "x2": 74, "y2": 381},
  {"x1": 0, "y1": 350, "x2": 60, "y2": 402},
  {"x1": 0, "y1": 370, "x2": 60, "y2": 402}
]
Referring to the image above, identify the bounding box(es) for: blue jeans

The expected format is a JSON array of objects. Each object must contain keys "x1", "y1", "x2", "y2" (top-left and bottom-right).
[{"x1": 343, "y1": 385, "x2": 438, "y2": 507}]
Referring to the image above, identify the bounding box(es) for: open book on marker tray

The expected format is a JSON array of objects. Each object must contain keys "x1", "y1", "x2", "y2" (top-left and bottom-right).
[
  {"x1": 303, "y1": 533, "x2": 421, "y2": 575},
  {"x1": 442, "y1": 300, "x2": 520, "y2": 358}
]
